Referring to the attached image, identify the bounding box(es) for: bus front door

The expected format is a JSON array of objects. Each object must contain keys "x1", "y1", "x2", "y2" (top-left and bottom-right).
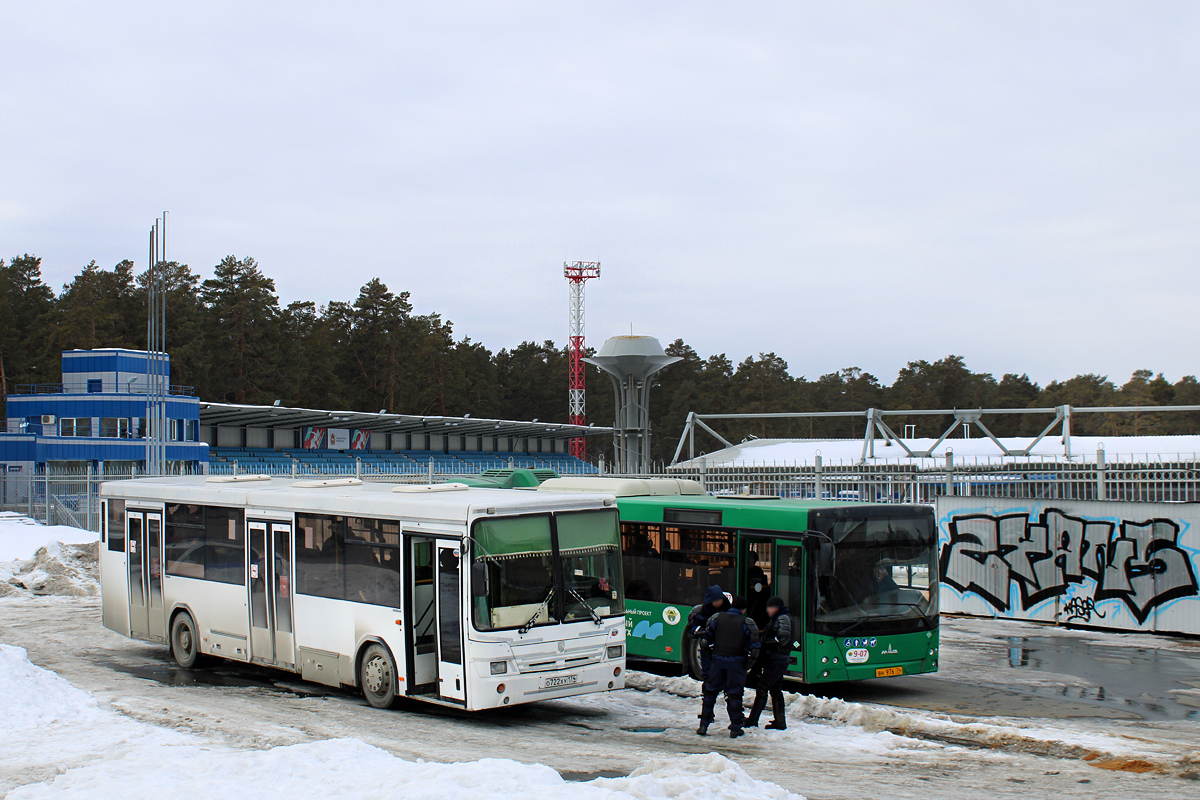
[
  {"x1": 127, "y1": 509, "x2": 164, "y2": 641},
  {"x1": 434, "y1": 542, "x2": 466, "y2": 703},
  {"x1": 771, "y1": 540, "x2": 807, "y2": 678},
  {"x1": 405, "y1": 536, "x2": 438, "y2": 693},
  {"x1": 248, "y1": 521, "x2": 295, "y2": 669},
  {"x1": 737, "y1": 535, "x2": 774, "y2": 629}
]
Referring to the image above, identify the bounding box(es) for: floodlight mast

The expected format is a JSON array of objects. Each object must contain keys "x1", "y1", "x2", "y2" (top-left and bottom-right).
[{"x1": 564, "y1": 261, "x2": 600, "y2": 459}]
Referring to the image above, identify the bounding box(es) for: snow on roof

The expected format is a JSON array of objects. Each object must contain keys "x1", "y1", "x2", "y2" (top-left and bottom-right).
[{"x1": 671, "y1": 434, "x2": 1200, "y2": 468}]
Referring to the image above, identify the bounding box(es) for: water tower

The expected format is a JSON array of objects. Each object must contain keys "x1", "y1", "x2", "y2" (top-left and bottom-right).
[{"x1": 585, "y1": 335, "x2": 681, "y2": 474}]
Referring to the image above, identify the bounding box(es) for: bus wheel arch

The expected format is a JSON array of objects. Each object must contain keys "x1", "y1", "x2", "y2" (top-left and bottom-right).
[
  {"x1": 356, "y1": 639, "x2": 399, "y2": 709},
  {"x1": 169, "y1": 606, "x2": 202, "y2": 669}
]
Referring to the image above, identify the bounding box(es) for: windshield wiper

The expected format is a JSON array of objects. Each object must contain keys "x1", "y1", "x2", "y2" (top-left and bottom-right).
[
  {"x1": 519, "y1": 587, "x2": 554, "y2": 634},
  {"x1": 569, "y1": 588, "x2": 604, "y2": 625}
]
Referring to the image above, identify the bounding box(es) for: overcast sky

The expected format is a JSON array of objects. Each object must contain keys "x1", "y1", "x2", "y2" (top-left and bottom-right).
[{"x1": 4, "y1": 2, "x2": 1199, "y2": 387}]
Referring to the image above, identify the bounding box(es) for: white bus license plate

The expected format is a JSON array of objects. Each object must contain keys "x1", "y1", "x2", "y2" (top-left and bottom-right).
[{"x1": 544, "y1": 674, "x2": 578, "y2": 689}]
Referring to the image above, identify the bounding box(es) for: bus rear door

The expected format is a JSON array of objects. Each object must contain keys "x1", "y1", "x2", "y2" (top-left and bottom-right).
[
  {"x1": 247, "y1": 521, "x2": 296, "y2": 669},
  {"x1": 127, "y1": 509, "x2": 165, "y2": 642}
]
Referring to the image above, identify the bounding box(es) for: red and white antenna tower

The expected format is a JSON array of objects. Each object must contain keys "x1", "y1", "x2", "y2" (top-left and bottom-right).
[{"x1": 564, "y1": 260, "x2": 601, "y2": 459}]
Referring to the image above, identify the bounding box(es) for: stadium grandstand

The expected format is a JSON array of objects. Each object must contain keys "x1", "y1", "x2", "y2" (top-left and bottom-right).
[{"x1": 200, "y1": 401, "x2": 603, "y2": 477}]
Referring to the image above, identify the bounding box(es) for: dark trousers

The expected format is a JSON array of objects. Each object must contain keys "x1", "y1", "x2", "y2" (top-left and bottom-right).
[
  {"x1": 699, "y1": 655, "x2": 746, "y2": 730},
  {"x1": 747, "y1": 660, "x2": 788, "y2": 725},
  {"x1": 700, "y1": 650, "x2": 712, "y2": 681}
]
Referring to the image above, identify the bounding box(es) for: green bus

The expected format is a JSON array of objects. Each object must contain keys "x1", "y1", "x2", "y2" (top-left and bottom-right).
[{"x1": 539, "y1": 477, "x2": 939, "y2": 684}]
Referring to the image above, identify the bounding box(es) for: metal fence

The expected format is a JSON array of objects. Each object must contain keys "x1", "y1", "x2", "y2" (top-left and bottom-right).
[
  {"x1": 6, "y1": 453, "x2": 1200, "y2": 533},
  {"x1": 663, "y1": 457, "x2": 1200, "y2": 504}
]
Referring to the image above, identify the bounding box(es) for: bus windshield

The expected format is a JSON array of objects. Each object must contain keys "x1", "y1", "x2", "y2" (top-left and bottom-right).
[
  {"x1": 557, "y1": 510, "x2": 623, "y2": 622},
  {"x1": 472, "y1": 509, "x2": 623, "y2": 631},
  {"x1": 813, "y1": 509, "x2": 937, "y2": 636}
]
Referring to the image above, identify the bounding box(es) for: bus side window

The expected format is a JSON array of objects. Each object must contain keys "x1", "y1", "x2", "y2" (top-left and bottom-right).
[
  {"x1": 621, "y1": 522, "x2": 661, "y2": 601},
  {"x1": 661, "y1": 527, "x2": 735, "y2": 603},
  {"x1": 107, "y1": 499, "x2": 125, "y2": 552}
]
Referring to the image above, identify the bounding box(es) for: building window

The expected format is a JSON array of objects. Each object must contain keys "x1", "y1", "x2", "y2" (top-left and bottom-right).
[
  {"x1": 60, "y1": 417, "x2": 92, "y2": 437},
  {"x1": 100, "y1": 418, "x2": 131, "y2": 438},
  {"x1": 87, "y1": 379, "x2": 103, "y2": 393}
]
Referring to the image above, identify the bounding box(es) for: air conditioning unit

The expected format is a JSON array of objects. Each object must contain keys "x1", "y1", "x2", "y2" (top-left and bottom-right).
[{"x1": 41, "y1": 415, "x2": 56, "y2": 425}]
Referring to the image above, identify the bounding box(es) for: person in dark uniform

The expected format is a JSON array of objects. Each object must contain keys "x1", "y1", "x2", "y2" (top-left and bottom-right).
[
  {"x1": 745, "y1": 596, "x2": 794, "y2": 730},
  {"x1": 697, "y1": 595, "x2": 760, "y2": 738},
  {"x1": 684, "y1": 585, "x2": 728, "y2": 680}
]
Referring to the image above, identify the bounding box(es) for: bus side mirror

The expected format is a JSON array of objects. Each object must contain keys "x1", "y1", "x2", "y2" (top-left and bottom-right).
[
  {"x1": 471, "y1": 562, "x2": 490, "y2": 597},
  {"x1": 817, "y1": 541, "x2": 835, "y2": 577}
]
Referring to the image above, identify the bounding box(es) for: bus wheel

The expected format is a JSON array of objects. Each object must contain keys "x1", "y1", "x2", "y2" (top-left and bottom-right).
[
  {"x1": 359, "y1": 643, "x2": 398, "y2": 709},
  {"x1": 682, "y1": 636, "x2": 704, "y2": 681},
  {"x1": 170, "y1": 612, "x2": 201, "y2": 668}
]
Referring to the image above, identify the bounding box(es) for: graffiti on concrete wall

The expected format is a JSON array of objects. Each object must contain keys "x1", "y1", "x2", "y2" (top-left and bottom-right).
[{"x1": 939, "y1": 508, "x2": 1199, "y2": 624}]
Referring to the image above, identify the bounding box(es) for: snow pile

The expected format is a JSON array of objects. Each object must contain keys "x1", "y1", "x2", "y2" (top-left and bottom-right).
[
  {"x1": 0, "y1": 644, "x2": 190, "y2": 795},
  {"x1": 622, "y1": 672, "x2": 922, "y2": 756},
  {"x1": 0, "y1": 643, "x2": 104, "y2": 729},
  {"x1": 626, "y1": 670, "x2": 1184, "y2": 766},
  {"x1": 0, "y1": 513, "x2": 98, "y2": 559},
  {"x1": 10, "y1": 741, "x2": 801, "y2": 800},
  {"x1": 0, "y1": 515, "x2": 99, "y2": 598},
  {"x1": 626, "y1": 671, "x2": 704, "y2": 698}
]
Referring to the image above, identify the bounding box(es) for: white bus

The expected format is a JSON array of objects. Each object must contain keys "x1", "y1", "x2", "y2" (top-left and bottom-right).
[{"x1": 99, "y1": 475, "x2": 626, "y2": 711}]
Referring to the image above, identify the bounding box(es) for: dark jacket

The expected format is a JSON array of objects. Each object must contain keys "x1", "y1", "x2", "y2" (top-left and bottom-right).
[
  {"x1": 685, "y1": 585, "x2": 726, "y2": 640},
  {"x1": 760, "y1": 606, "x2": 795, "y2": 664},
  {"x1": 706, "y1": 607, "x2": 761, "y2": 660}
]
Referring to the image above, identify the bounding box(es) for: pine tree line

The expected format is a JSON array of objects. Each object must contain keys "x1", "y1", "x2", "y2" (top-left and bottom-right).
[{"x1": 3, "y1": 254, "x2": 1199, "y2": 462}]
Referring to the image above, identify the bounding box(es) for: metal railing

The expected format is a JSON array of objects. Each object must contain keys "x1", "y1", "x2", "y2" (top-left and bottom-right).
[
  {"x1": 661, "y1": 454, "x2": 1200, "y2": 504},
  {"x1": 5, "y1": 452, "x2": 1199, "y2": 534},
  {"x1": 14, "y1": 382, "x2": 196, "y2": 396}
]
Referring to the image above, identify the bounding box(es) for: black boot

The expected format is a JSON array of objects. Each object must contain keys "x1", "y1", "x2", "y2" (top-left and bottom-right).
[
  {"x1": 730, "y1": 728, "x2": 744, "y2": 739},
  {"x1": 767, "y1": 694, "x2": 786, "y2": 730},
  {"x1": 744, "y1": 717, "x2": 759, "y2": 728},
  {"x1": 696, "y1": 723, "x2": 709, "y2": 736}
]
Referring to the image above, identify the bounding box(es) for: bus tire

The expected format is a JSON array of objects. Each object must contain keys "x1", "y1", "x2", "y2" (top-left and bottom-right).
[
  {"x1": 359, "y1": 643, "x2": 398, "y2": 709},
  {"x1": 170, "y1": 611, "x2": 201, "y2": 669},
  {"x1": 682, "y1": 636, "x2": 704, "y2": 681}
]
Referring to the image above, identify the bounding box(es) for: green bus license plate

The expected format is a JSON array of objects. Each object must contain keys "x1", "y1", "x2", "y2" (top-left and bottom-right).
[
  {"x1": 875, "y1": 666, "x2": 903, "y2": 678},
  {"x1": 544, "y1": 674, "x2": 578, "y2": 688}
]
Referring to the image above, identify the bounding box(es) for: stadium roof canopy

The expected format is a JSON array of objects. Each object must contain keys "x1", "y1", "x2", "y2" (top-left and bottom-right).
[{"x1": 198, "y1": 402, "x2": 611, "y2": 441}]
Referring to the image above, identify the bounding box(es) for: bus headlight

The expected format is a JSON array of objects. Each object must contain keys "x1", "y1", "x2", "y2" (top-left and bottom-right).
[
  {"x1": 606, "y1": 645, "x2": 623, "y2": 659},
  {"x1": 490, "y1": 661, "x2": 508, "y2": 675}
]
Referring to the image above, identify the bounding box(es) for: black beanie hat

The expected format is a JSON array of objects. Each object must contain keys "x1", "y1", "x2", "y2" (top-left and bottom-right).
[{"x1": 765, "y1": 596, "x2": 785, "y2": 609}]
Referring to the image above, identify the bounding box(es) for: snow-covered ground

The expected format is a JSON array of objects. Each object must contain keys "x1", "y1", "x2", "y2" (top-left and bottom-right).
[
  {"x1": 0, "y1": 644, "x2": 796, "y2": 800},
  {"x1": 1, "y1": 519, "x2": 1198, "y2": 799}
]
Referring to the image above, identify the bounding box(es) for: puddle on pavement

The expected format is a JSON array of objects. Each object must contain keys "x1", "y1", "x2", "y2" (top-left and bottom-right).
[
  {"x1": 100, "y1": 658, "x2": 333, "y2": 698},
  {"x1": 827, "y1": 631, "x2": 1200, "y2": 721},
  {"x1": 560, "y1": 770, "x2": 626, "y2": 781},
  {"x1": 619, "y1": 725, "x2": 667, "y2": 733}
]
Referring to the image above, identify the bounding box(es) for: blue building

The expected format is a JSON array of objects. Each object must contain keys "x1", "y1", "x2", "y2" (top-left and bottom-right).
[{"x1": 1, "y1": 349, "x2": 208, "y2": 475}]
